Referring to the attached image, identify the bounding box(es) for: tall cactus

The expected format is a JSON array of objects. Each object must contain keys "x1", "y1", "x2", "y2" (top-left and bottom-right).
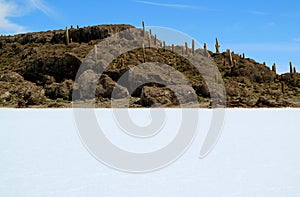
[
  {"x1": 281, "y1": 81, "x2": 285, "y2": 94},
  {"x1": 203, "y1": 43, "x2": 208, "y2": 56},
  {"x1": 192, "y1": 39, "x2": 195, "y2": 54},
  {"x1": 142, "y1": 21, "x2": 145, "y2": 37},
  {"x1": 227, "y1": 48, "x2": 233, "y2": 66},
  {"x1": 290, "y1": 61, "x2": 293, "y2": 73},
  {"x1": 185, "y1": 42, "x2": 188, "y2": 55},
  {"x1": 65, "y1": 26, "x2": 69, "y2": 45},
  {"x1": 272, "y1": 63, "x2": 277, "y2": 74},
  {"x1": 148, "y1": 33, "x2": 151, "y2": 48},
  {"x1": 215, "y1": 38, "x2": 220, "y2": 53}
]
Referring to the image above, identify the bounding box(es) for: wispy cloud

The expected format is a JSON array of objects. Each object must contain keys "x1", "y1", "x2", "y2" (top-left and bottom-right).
[
  {"x1": 28, "y1": 0, "x2": 54, "y2": 16},
  {"x1": 293, "y1": 37, "x2": 300, "y2": 42},
  {"x1": 265, "y1": 22, "x2": 275, "y2": 27},
  {"x1": 135, "y1": 0, "x2": 213, "y2": 11},
  {"x1": 0, "y1": 0, "x2": 55, "y2": 35},
  {"x1": 247, "y1": 10, "x2": 270, "y2": 15}
]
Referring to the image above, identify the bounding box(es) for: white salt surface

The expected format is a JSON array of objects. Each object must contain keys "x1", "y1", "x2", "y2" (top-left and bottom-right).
[{"x1": 0, "y1": 109, "x2": 300, "y2": 196}]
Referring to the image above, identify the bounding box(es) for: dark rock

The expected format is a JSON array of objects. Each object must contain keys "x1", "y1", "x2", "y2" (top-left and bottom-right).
[
  {"x1": 24, "y1": 52, "x2": 82, "y2": 82},
  {"x1": 96, "y1": 74, "x2": 128, "y2": 99},
  {"x1": 45, "y1": 79, "x2": 74, "y2": 100}
]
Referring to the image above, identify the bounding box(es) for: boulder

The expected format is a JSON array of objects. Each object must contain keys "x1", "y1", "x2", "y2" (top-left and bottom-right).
[
  {"x1": 96, "y1": 74, "x2": 128, "y2": 99},
  {"x1": 16, "y1": 82, "x2": 45, "y2": 106},
  {"x1": 45, "y1": 79, "x2": 74, "y2": 100},
  {"x1": 76, "y1": 69, "x2": 100, "y2": 99},
  {"x1": 140, "y1": 85, "x2": 197, "y2": 107}
]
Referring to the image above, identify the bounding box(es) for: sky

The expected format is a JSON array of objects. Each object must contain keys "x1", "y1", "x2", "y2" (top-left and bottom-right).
[{"x1": 1, "y1": 0, "x2": 300, "y2": 73}]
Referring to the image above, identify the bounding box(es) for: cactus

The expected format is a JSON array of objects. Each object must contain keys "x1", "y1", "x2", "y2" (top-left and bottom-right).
[
  {"x1": 77, "y1": 25, "x2": 80, "y2": 29},
  {"x1": 142, "y1": 44, "x2": 146, "y2": 62},
  {"x1": 272, "y1": 63, "x2": 277, "y2": 74},
  {"x1": 192, "y1": 39, "x2": 195, "y2": 54},
  {"x1": 172, "y1": 44, "x2": 174, "y2": 52},
  {"x1": 281, "y1": 81, "x2": 285, "y2": 94},
  {"x1": 94, "y1": 45, "x2": 97, "y2": 64},
  {"x1": 70, "y1": 25, "x2": 73, "y2": 29},
  {"x1": 215, "y1": 38, "x2": 220, "y2": 53},
  {"x1": 182, "y1": 46, "x2": 184, "y2": 55},
  {"x1": 149, "y1": 29, "x2": 152, "y2": 36},
  {"x1": 242, "y1": 53, "x2": 245, "y2": 59},
  {"x1": 142, "y1": 21, "x2": 145, "y2": 37},
  {"x1": 148, "y1": 34, "x2": 151, "y2": 48},
  {"x1": 203, "y1": 43, "x2": 208, "y2": 56},
  {"x1": 290, "y1": 61, "x2": 293, "y2": 73},
  {"x1": 185, "y1": 42, "x2": 188, "y2": 55},
  {"x1": 294, "y1": 67, "x2": 297, "y2": 73},
  {"x1": 163, "y1": 41, "x2": 166, "y2": 50},
  {"x1": 227, "y1": 49, "x2": 233, "y2": 66},
  {"x1": 65, "y1": 26, "x2": 69, "y2": 45},
  {"x1": 154, "y1": 34, "x2": 157, "y2": 46}
]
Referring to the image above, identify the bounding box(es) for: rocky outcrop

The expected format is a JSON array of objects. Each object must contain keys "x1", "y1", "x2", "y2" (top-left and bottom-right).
[
  {"x1": 140, "y1": 85, "x2": 197, "y2": 107},
  {"x1": 23, "y1": 53, "x2": 82, "y2": 83}
]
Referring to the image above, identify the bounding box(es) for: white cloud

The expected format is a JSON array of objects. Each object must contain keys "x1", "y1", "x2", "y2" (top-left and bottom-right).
[
  {"x1": 0, "y1": 0, "x2": 54, "y2": 35},
  {"x1": 293, "y1": 37, "x2": 300, "y2": 42},
  {"x1": 0, "y1": 1, "x2": 26, "y2": 34},
  {"x1": 135, "y1": 0, "x2": 213, "y2": 10}
]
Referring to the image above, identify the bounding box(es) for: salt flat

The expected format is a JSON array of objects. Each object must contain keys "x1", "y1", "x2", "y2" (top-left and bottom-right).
[{"x1": 0, "y1": 109, "x2": 300, "y2": 196}]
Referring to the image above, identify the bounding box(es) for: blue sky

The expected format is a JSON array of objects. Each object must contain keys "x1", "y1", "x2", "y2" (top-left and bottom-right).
[{"x1": 1, "y1": 0, "x2": 300, "y2": 73}]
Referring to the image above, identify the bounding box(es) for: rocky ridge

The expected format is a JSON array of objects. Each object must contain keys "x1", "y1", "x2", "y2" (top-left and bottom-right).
[{"x1": 0, "y1": 24, "x2": 299, "y2": 108}]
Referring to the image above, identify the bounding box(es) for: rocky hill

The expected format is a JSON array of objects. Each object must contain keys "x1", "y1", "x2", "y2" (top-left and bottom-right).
[{"x1": 0, "y1": 24, "x2": 299, "y2": 108}]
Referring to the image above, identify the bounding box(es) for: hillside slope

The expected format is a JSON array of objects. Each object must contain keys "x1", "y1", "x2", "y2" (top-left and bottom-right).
[{"x1": 0, "y1": 24, "x2": 299, "y2": 108}]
